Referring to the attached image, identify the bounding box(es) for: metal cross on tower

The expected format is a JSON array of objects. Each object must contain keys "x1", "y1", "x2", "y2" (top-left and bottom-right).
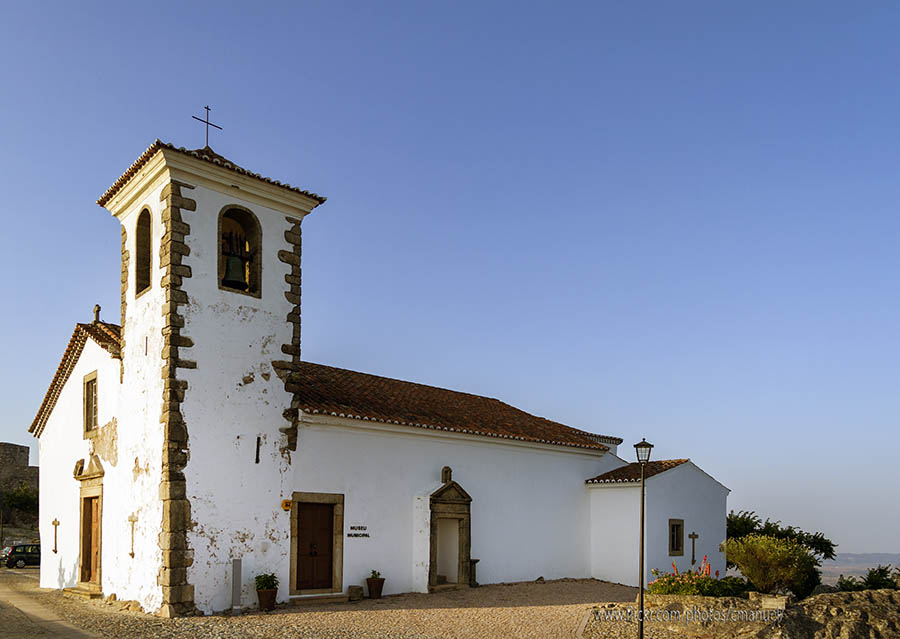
[{"x1": 192, "y1": 105, "x2": 223, "y2": 147}]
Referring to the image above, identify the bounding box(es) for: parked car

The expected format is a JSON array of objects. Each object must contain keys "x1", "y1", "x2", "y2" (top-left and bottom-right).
[
  {"x1": 5, "y1": 544, "x2": 40, "y2": 568},
  {"x1": 0, "y1": 546, "x2": 11, "y2": 563}
]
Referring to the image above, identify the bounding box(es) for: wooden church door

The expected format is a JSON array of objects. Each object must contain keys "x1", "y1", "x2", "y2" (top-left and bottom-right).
[
  {"x1": 81, "y1": 496, "x2": 100, "y2": 583},
  {"x1": 297, "y1": 502, "x2": 334, "y2": 590}
]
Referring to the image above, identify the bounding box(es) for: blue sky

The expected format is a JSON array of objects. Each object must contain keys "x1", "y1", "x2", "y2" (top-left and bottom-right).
[{"x1": 2, "y1": 2, "x2": 898, "y2": 553}]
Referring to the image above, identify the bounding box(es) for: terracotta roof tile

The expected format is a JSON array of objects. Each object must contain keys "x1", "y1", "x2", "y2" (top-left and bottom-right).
[
  {"x1": 97, "y1": 140, "x2": 326, "y2": 207},
  {"x1": 31, "y1": 325, "x2": 618, "y2": 453},
  {"x1": 30, "y1": 322, "x2": 123, "y2": 437},
  {"x1": 293, "y1": 362, "x2": 614, "y2": 451},
  {"x1": 586, "y1": 459, "x2": 690, "y2": 484}
]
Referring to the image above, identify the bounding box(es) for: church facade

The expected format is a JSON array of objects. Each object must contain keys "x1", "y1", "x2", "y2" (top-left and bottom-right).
[{"x1": 30, "y1": 141, "x2": 728, "y2": 616}]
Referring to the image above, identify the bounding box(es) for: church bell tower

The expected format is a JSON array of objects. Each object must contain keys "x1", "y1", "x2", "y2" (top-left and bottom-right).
[{"x1": 98, "y1": 140, "x2": 325, "y2": 615}]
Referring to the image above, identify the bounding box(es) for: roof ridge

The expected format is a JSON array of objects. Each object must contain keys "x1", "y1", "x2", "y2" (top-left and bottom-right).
[
  {"x1": 585, "y1": 458, "x2": 691, "y2": 484},
  {"x1": 97, "y1": 140, "x2": 326, "y2": 207},
  {"x1": 30, "y1": 323, "x2": 123, "y2": 436}
]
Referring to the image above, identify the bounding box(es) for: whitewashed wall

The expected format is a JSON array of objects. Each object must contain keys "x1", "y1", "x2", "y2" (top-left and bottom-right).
[
  {"x1": 174, "y1": 184, "x2": 297, "y2": 614},
  {"x1": 588, "y1": 461, "x2": 729, "y2": 587},
  {"x1": 645, "y1": 462, "x2": 729, "y2": 579},
  {"x1": 288, "y1": 418, "x2": 620, "y2": 600},
  {"x1": 110, "y1": 183, "x2": 169, "y2": 612},
  {"x1": 39, "y1": 183, "x2": 170, "y2": 612},
  {"x1": 588, "y1": 481, "x2": 640, "y2": 586},
  {"x1": 39, "y1": 339, "x2": 117, "y2": 590}
]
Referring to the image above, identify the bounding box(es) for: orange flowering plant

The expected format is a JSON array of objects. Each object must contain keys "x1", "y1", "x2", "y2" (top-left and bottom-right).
[{"x1": 648, "y1": 556, "x2": 747, "y2": 596}]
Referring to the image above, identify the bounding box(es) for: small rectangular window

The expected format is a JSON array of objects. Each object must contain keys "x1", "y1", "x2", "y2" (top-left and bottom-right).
[
  {"x1": 669, "y1": 519, "x2": 684, "y2": 556},
  {"x1": 83, "y1": 372, "x2": 98, "y2": 435}
]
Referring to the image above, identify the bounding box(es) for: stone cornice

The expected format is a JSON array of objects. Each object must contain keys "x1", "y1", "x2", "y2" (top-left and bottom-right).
[{"x1": 98, "y1": 141, "x2": 325, "y2": 217}]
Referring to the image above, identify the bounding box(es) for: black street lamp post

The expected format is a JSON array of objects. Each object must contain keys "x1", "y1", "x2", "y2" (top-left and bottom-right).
[{"x1": 634, "y1": 438, "x2": 653, "y2": 639}]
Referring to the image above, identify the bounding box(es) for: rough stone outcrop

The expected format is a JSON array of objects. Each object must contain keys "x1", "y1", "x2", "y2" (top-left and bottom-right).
[
  {"x1": 584, "y1": 590, "x2": 900, "y2": 639},
  {"x1": 761, "y1": 589, "x2": 900, "y2": 639}
]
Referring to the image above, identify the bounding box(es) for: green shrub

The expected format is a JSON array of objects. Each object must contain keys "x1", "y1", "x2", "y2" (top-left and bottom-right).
[
  {"x1": 863, "y1": 565, "x2": 896, "y2": 590},
  {"x1": 836, "y1": 574, "x2": 865, "y2": 592},
  {"x1": 254, "y1": 573, "x2": 279, "y2": 590},
  {"x1": 725, "y1": 534, "x2": 820, "y2": 597},
  {"x1": 836, "y1": 565, "x2": 898, "y2": 592},
  {"x1": 1, "y1": 485, "x2": 38, "y2": 514},
  {"x1": 716, "y1": 576, "x2": 752, "y2": 597},
  {"x1": 726, "y1": 510, "x2": 836, "y2": 568}
]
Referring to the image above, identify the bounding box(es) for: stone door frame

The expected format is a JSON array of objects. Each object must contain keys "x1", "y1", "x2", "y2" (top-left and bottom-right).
[
  {"x1": 290, "y1": 492, "x2": 344, "y2": 596},
  {"x1": 428, "y1": 479, "x2": 472, "y2": 591},
  {"x1": 74, "y1": 455, "x2": 104, "y2": 590}
]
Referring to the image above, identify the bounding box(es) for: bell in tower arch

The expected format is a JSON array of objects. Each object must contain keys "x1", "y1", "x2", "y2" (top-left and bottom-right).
[{"x1": 222, "y1": 254, "x2": 249, "y2": 290}]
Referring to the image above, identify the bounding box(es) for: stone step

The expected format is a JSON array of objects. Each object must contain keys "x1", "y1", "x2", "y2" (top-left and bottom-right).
[
  {"x1": 64, "y1": 586, "x2": 103, "y2": 600},
  {"x1": 288, "y1": 594, "x2": 350, "y2": 606}
]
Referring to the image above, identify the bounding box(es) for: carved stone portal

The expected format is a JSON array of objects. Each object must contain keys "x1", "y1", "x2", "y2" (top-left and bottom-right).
[{"x1": 428, "y1": 474, "x2": 472, "y2": 591}]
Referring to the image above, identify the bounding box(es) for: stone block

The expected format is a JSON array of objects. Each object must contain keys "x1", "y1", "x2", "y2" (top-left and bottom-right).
[
  {"x1": 162, "y1": 549, "x2": 193, "y2": 568},
  {"x1": 158, "y1": 567, "x2": 187, "y2": 586},
  {"x1": 156, "y1": 604, "x2": 178, "y2": 618},
  {"x1": 281, "y1": 344, "x2": 301, "y2": 356},
  {"x1": 165, "y1": 289, "x2": 189, "y2": 304},
  {"x1": 278, "y1": 250, "x2": 301, "y2": 266},
  {"x1": 163, "y1": 421, "x2": 188, "y2": 444},
  {"x1": 170, "y1": 195, "x2": 196, "y2": 211},
  {"x1": 159, "y1": 480, "x2": 186, "y2": 500},
  {"x1": 161, "y1": 584, "x2": 194, "y2": 603},
  {"x1": 172, "y1": 263, "x2": 192, "y2": 277},
  {"x1": 158, "y1": 532, "x2": 186, "y2": 550}
]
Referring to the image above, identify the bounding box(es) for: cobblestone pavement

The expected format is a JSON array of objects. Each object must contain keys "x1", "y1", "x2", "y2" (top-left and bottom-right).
[{"x1": 0, "y1": 569, "x2": 637, "y2": 639}]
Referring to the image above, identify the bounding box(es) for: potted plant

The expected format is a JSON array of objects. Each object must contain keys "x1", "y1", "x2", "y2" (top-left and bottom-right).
[
  {"x1": 255, "y1": 572, "x2": 279, "y2": 611},
  {"x1": 366, "y1": 569, "x2": 385, "y2": 599}
]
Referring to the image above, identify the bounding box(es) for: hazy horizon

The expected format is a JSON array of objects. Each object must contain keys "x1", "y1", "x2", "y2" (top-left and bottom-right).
[{"x1": 3, "y1": 2, "x2": 899, "y2": 554}]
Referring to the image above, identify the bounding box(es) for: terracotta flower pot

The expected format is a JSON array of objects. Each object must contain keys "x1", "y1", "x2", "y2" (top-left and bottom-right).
[
  {"x1": 366, "y1": 577, "x2": 385, "y2": 599},
  {"x1": 257, "y1": 588, "x2": 277, "y2": 611}
]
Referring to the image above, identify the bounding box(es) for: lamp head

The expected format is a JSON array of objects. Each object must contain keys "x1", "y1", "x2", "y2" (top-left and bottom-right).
[{"x1": 634, "y1": 438, "x2": 653, "y2": 464}]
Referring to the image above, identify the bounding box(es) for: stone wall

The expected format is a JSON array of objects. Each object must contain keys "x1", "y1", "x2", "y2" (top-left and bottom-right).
[
  {"x1": 0, "y1": 442, "x2": 38, "y2": 493},
  {"x1": 0, "y1": 442, "x2": 39, "y2": 545}
]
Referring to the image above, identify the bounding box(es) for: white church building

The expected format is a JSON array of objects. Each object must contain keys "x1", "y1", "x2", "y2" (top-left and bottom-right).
[{"x1": 29, "y1": 141, "x2": 729, "y2": 616}]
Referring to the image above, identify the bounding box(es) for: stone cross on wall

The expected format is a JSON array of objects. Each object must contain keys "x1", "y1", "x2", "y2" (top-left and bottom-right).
[
  {"x1": 689, "y1": 531, "x2": 699, "y2": 565},
  {"x1": 51, "y1": 519, "x2": 60, "y2": 553},
  {"x1": 128, "y1": 514, "x2": 138, "y2": 558}
]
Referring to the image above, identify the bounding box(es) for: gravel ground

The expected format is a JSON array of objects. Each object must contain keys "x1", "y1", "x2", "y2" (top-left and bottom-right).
[{"x1": 0, "y1": 569, "x2": 636, "y2": 639}]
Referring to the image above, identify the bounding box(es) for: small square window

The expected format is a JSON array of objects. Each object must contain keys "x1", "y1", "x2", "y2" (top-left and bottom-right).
[{"x1": 669, "y1": 519, "x2": 684, "y2": 556}]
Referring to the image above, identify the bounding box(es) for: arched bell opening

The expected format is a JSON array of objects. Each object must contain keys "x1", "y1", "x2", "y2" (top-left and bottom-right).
[
  {"x1": 218, "y1": 205, "x2": 262, "y2": 296},
  {"x1": 135, "y1": 208, "x2": 152, "y2": 295}
]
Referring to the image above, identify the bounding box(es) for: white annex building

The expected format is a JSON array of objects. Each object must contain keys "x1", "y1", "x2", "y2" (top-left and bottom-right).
[{"x1": 30, "y1": 141, "x2": 729, "y2": 616}]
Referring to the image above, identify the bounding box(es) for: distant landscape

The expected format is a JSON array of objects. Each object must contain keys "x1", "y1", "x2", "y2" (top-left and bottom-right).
[{"x1": 820, "y1": 554, "x2": 900, "y2": 584}]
